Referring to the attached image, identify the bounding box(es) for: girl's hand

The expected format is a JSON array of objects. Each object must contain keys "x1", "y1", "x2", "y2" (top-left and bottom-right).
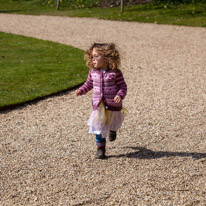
[
  {"x1": 76, "y1": 89, "x2": 81, "y2": 96},
  {"x1": 114, "y1": 95, "x2": 122, "y2": 103}
]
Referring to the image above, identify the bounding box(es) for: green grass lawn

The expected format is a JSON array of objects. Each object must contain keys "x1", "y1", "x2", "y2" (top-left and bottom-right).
[
  {"x1": 0, "y1": 32, "x2": 88, "y2": 108},
  {"x1": 0, "y1": 0, "x2": 206, "y2": 27}
]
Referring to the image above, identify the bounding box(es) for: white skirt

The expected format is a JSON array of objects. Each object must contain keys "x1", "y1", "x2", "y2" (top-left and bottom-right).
[{"x1": 87, "y1": 101, "x2": 124, "y2": 138}]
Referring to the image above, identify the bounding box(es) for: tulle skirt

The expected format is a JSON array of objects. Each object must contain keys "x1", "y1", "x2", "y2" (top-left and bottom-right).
[{"x1": 87, "y1": 101, "x2": 125, "y2": 138}]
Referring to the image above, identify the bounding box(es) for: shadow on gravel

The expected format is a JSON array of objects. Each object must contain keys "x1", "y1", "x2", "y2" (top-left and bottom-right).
[{"x1": 108, "y1": 147, "x2": 206, "y2": 160}]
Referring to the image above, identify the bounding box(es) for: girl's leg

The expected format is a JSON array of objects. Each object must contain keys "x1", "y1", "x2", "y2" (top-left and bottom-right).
[
  {"x1": 108, "y1": 110, "x2": 124, "y2": 142},
  {"x1": 95, "y1": 134, "x2": 106, "y2": 159},
  {"x1": 109, "y1": 130, "x2": 116, "y2": 142}
]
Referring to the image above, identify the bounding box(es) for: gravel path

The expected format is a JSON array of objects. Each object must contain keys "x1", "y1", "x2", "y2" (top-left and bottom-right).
[{"x1": 0, "y1": 14, "x2": 206, "y2": 205}]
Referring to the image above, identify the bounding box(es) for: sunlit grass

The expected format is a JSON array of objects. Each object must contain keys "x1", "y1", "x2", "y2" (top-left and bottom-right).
[{"x1": 0, "y1": 32, "x2": 88, "y2": 108}]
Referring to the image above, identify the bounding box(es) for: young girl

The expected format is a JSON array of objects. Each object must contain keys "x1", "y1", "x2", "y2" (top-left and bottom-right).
[{"x1": 76, "y1": 43, "x2": 127, "y2": 159}]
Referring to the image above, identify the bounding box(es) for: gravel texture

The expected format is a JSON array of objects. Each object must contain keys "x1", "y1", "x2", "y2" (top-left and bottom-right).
[{"x1": 0, "y1": 14, "x2": 206, "y2": 205}]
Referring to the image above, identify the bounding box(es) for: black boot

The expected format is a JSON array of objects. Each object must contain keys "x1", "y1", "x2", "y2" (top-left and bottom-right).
[
  {"x1": 109, "y1": 130, "x2": 116, "y2": 142},
  {"x1": 95, "y1": 146, "x2": 106, "y2": 159}
]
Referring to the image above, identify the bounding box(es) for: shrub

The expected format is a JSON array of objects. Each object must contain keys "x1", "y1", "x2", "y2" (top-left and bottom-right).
[{"x1": 153, "y1": 0, "x2": 206, "y2": 5}]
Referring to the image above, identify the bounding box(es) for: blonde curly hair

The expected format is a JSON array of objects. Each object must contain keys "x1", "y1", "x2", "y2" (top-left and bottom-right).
[{"x1": 84, "y1": 43, "x2": 120, "y2": 70}]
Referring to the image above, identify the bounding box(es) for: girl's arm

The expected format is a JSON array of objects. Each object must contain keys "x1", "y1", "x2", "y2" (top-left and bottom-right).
[
  {"x1": 116, "y1": 70, "x2": 127, "y2": 100},
  {"x1": 77, "y1": 70, "x2": 93, "y2": 95}
]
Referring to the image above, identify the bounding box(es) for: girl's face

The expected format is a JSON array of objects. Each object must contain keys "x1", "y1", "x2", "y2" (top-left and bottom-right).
[{"x1": 92, "y1": 48, "x2": 107, "y2": 69}]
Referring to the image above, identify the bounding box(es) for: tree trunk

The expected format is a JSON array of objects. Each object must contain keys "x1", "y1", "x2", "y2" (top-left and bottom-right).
[
  {"x1": 121, "y1": 0, "x2": 124, "y2": 13},
  {"x1": 57, "y1": 0, "x2": 60, "y2": 10}
]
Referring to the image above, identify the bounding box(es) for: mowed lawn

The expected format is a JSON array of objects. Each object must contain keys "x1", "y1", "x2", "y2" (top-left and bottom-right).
[{"x1": 0, "y1": 32, "x2": 88, "y2": 108}]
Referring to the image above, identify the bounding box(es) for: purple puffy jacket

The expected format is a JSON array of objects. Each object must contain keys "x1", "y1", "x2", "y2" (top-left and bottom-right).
[{"x1": 79, "y1": 68, "x2": 127, "y2": 111}]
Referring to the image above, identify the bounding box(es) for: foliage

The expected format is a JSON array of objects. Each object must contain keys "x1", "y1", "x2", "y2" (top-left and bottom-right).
[
  {"x1": 153, "y1": 0, "x2": 206, "y2": 7},
  {"x1": 0, "y1": 32, "x2": 88, "y2": 108},
  {"x1": 46, "y1": 0, "x2": 101, "y2": 8}
]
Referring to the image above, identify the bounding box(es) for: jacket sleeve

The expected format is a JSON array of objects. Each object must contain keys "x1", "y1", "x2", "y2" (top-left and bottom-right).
[
  {"x1": 78, "y1": 70, "x2": 93, "y2": 95},
  {"x1": 116, "y1": 70, "x2": 127, "y2": 99}
]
